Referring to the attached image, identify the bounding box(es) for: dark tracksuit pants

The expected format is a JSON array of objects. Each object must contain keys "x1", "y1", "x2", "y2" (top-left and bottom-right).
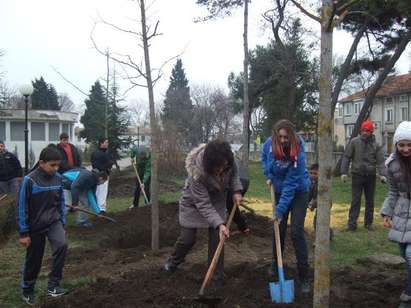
[
  {"x1": 273, "y1": 192, "x2": 309, "y2": 280},
  {"x1": 226, "y1": 178, "x2": 249, "y2": 232},
  {"x1": 21, "y1": 221, "x2": 67, "y2": 293},
  {"x1": 348, "y1": 174, "x2": 376, "y2": 229},
  {"x1": 168, "y1": 227, "x2": 224, "y2": 280},
  {"x1": 133, "y1": 176, "x2": 151, "y2": 207}
]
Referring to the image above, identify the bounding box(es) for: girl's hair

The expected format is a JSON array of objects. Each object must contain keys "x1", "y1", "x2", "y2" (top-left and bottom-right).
[
  {"x1": 39, "y1": 144, "x2": 62, "y2": 162},
  {"x1": 203, "y1": 139, "x2": 234, "y2": 175},
  {"x1": 98, "y1": 137, "x2": 108, "y2": 146},
  {"x1": 271, "y1": 119, "x2": 300, "y2": 161},
  {"x1": 396, "y1": 147, "x2": 411, "y2": 183}
]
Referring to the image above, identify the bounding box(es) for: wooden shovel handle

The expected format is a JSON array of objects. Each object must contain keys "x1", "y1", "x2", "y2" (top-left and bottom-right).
[
  {"x1": 131, "y1": 160, "x2": 150, "y2": 205},
  {"x1": 269, "y1": 184, "x2": 283, "y2": 269},
  {"x1": 0, "y1": 194, "x2": 8, "y2": 202},
  {"x1": 199, "y1": 201, "x2": 239, "y2": 295}
]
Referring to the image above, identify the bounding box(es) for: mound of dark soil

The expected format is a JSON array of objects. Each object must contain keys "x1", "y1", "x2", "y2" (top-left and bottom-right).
[{"x1": 41, "y1": 204, "x2": 406, "y2": 308}]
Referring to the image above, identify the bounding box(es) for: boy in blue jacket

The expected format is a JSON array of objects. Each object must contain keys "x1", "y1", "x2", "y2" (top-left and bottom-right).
[
  {"x1": 17, "y1": 145, "x2": 67, "y2": 305},
  {"x1": 62, "y1": 168, "x2": 107, "y2": 227}
]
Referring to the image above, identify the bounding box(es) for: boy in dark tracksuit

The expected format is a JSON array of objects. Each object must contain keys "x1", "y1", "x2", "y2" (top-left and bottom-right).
[
  {"x1": 308, "y1": 163, "x2": 333, "y2": 240},
  {"x1": 17, "y1": 146, "x2": 67, "y2": 305},
  {"x1": 129, "y1": 146, "x2": 151, "y2": 208}
]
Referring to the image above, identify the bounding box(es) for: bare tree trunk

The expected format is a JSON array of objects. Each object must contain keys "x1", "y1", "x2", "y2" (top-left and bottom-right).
[
  {"x1": 314, "y1": 1, "x2": 333, "y2": 307},
  {"x1": 105, "y1": 49, "x2": 110, "y2": 139},
  {"x1": 140, "y1": 0, "x2": 159, "y2": 251},
  {"x1": 331, "y1": 23, "x2": 367, "y2": 114},
  {"x1": 242, "y1": 0, "x2": 250, "y2": 166}
]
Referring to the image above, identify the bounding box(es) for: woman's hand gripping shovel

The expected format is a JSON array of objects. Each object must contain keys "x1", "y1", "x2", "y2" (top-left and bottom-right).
[
  {"x1": 268, "y1": 181, "x2": 294, "y2": 304},
  {"x1": 131, "y1": 160, "x2": 151, "y2": 206}
]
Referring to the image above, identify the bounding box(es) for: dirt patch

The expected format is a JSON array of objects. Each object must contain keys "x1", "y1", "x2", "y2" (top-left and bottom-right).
[{"x1": 41, "y1": 204, "x2": 406, "y2": 308}]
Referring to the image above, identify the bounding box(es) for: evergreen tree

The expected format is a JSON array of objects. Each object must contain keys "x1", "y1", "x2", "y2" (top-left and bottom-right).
[
  {"x1": 31, "y1": 77, "x2": 60, "y2": 110},
  {"x1": 162, "y1": 59, "x2": 193, "y2": 145},
  {"x1": 80, "y1": 81, "x2": 106, "y2": 144}
]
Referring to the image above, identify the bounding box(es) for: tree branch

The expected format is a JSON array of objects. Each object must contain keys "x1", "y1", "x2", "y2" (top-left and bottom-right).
[
  {"x1": 51, "y1": 66, "x2": 89, "y2": 97},
  {"x1": 96, "y1": 11, "x2": 141, "y2": 36},
  {"x1": 290, "y1": 0, "x2": 321, "y2": 23}
]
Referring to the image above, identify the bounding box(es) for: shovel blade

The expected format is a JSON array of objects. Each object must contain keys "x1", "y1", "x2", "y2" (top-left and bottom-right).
[{"x1": 269, "y1": 279, "x2": 294, "y2": 304}]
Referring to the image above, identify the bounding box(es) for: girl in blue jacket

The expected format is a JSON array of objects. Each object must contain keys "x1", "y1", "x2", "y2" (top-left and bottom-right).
[{"x1": 261, "y1": 119, "x2": 310, "y2": 294}]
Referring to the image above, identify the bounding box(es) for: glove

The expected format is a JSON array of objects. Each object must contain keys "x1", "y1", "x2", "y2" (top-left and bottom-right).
[
  {"x1": 341, "y1": 174, "x2": 347, "y2": 183},
  {"x1": 380, "y1": 176, "x2": 387, "y2": 184}
]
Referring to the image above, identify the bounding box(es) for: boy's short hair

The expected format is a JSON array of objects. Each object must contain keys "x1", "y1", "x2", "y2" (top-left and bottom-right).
[
  {"x1": 98, "y1": 137, "x2": 108, "y2": 146},
  {"x1": 59, "y1": 132, "x2": 69, "y2": 140},
  {"x1": 310, "y1": 163, "x2": 319, "y2": 170},
  {"x1": 92, "y1": 168, "x2": 108, "y2": 181},
  {"x1": 39, "y1": 145, "x2": 63, "y2": 162}
]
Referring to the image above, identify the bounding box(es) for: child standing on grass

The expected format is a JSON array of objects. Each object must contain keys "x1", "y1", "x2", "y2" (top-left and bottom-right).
[
  {"x1": 381, "y1": 121, "x2": 411, "y2": 304},
  {"x1": 17, "y1": 145, "x2": 68, "y2": 306}
]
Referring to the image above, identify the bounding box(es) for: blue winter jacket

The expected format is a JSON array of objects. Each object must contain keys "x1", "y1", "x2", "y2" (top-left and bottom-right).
[
  {"x1": 62, "y1": 169, "x2": 101, "y2": 215},
  {"x1": 261, "y1": 136, "x2": 310, "y2": 219},
  {"x1": 17, "y1": 167, "x2": 66, "y2": 236}
]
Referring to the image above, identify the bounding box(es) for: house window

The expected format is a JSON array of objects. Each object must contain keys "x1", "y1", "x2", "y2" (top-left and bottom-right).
[
  {"x1": 141, "y1": 135, "x2": 146, "y2": 142},
  {"x1": 31, "y1": 122, "x2": 45, "y2": 141},
  {"x1": 402, "y1": 107, "x2": 409, "y2": 121},
  {"x1": 344, "y1": 103, "x2": 353, "y2": 116},
  {"x1": 10, "y1": 122, "x2": 24, "y2": 141},
  {"x1": 345, "y1": 124, "x2": 354, "y2": 138},
  {"x1": 62, "y1": 123, "x2": 69, "y2": 135},
  {"x1": 0, "y1": 122, "x2": 5, "y2": 141},
  {"x1": 49, "y1": 123, "x2": 60, "y2": 141},
  {"x1": 386, "y1": 108, "x2": 393, "y2": 123},
  {"x1": 386, "y1": 97, "x2": 393, "y2": 103},
  {"x1": 354, "y1": 102, "x2": 360, "y2": 114},
  {"x1": 400, "y1": 95, "x2": 408, "y2": 101},
  {"x1": 338, "y1": 105, "x2": 343, "y2": 117}
]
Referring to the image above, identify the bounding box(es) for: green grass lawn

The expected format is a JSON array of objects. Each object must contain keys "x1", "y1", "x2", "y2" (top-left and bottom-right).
[{"x1": 0, "y1": 161, "x2": 398, "y2": 307}]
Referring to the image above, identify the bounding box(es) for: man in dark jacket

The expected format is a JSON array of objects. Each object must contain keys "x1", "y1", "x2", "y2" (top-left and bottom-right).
[
  {"x1": 91, "y1": 138, "x2": 113, "y2": 212},
  {"x1": 56, "y1": 133, "x2": 81, "y2": 173},
  {"x1": 341, "y1": 120, "x2": 386, "y2": 231},
  {"x1": 0, "y1": 140, "x2": 23, "y2": 198}
]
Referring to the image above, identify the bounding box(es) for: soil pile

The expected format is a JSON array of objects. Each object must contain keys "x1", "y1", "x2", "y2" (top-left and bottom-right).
[{"x1": 41, "y1": 204, "x2": 406, "y2": 308}]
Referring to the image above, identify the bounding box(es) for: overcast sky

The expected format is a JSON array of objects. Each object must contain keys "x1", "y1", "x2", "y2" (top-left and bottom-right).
[{"x1": 1, "y1": 0, "x2": 410, "y2": 114}]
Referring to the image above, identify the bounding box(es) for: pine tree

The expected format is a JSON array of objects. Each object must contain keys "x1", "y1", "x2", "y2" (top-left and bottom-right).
[
  {"x1": 80, "y1": 81, "x2": 106, "y2": 143},
  {"x1": 162, "y1": 59, "x2": 193, "y2": 145},
  {"x1": 31, "y1": 77, "x2": 60, "y2": 110}
]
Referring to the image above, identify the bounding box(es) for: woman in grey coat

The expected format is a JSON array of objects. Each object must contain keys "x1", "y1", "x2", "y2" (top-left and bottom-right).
[
  {"x1": 164, "y1": 140, "x2": 243, "y2": 287},
  {"x1": 381, "y1": 121, "x2": 411, "y2": 303}
]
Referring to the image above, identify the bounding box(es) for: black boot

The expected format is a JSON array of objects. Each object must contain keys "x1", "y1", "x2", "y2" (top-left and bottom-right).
[{"x1": 298, "y1": 266, "x2": 310, "y2": 294}]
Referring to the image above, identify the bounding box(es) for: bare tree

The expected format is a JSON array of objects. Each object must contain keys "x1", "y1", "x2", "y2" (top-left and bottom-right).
[{"x1": 58, "y1": 93, "x2": 75, "y2": 112}]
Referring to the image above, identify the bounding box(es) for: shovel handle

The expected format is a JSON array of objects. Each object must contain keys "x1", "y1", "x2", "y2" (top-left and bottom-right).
[
  {"x1": 269, "y1": 184, "x2": 284, "y2": 270},
  {"x1": 131, "y1": 160, "x2": 150, "y2": 205},
  {"x1": 0, "y1": 194, "x2": 8, "y2": 202},
  {"x1": 239, "y1": 201, "x2": 255, "y2": 214},
  {"x1": 199, "y1": 201, "x2": 239, "y2": 296},
  {"x1": 67, "y1": 205, "x2": 116, "y2": 223}
]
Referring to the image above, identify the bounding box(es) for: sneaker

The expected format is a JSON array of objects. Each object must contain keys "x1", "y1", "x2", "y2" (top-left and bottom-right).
[
  {"x1": 300, "y1": 280, "x2": 311, "y2": 294},
  {"x1": 47, "y1": 286, "x2": 67, "y2": 297},
  {"x1": 241, "y1": 227, "x2": 250, "y2": 235},
  {"x1": 22, "y1": 292, "x2": 35, "y2": 306},
  {"x1": 346, "y1": 226, "x2": 357, "y2": 232},
  {"x1": 128, "y1": 204, "x2": 136, "y2": 210},
  {"x1": 400, "y1": 291, "x2": 411, "y2": 302},
  {"x1": 163, "y1": 260, "x2": 177, "y2": 273},
  {"x1": 100, "y1": 210, "x2": 106, "y2": 216},
  {"x1": 365, "y1": 225, "x2": 375, "y2": 231}
]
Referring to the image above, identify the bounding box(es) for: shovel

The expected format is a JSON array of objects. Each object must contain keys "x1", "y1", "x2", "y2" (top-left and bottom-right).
[
  {"x1": 195, "y1": 200, "x2": 240, "y2": 306},
  {"x1": 268, "y1": 184, "x2": 294, "y2": 304},
  {"x1": 131, "y1": 160, "x2": 151, "y2": 206},
  {"x1": 67, "y1": 205, "x2": 117, "y2": 223},
  {"x1": 0, "y1": 194, "x2": 8, "y2": 203}
]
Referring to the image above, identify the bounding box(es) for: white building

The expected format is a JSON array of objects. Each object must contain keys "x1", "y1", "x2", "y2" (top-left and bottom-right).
[
  {"x1": 0, "y1": 109, "x2": 78, "y2": 165},
  {"x1": 335, "y1": 72, "x2": 411, "y2": 154},
  {"x1": 124, "y1": 125, "x2": 152, "y2": 149}
]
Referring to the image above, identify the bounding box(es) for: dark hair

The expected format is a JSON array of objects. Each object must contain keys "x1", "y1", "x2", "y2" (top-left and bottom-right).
[
  {"x1": 59, "y1": 132, "x2": 69, "y2": 140},
  {"x1": 310, "y1": 163, "x2": 319, "y2": 170},
  {"x1": 92, "y1": 168, "x2": 108, "y2": 181},
  {"x1": 271, "y1": 119, "x2": 300, "y2": 161},
  {"x1": 203, "y1": 140, "x2": 234, "y2": 175},
  {"x1": 396, "y1": 148, "x2": 411, "y2": 183},
  {"x1": 98, "y1": 137, "x2": 108, "y2": 146},
  {"x1": 39, "y1": 144, "x2": 62, "y2": 162}
]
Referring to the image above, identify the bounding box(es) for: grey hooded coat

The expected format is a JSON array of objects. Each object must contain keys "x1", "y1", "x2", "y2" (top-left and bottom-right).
[
  {"x1": 179, "y1": 144, "x2": 243, "y2": 229},
  {"x1": 380, "y1": 154, "x2": 411, "y2": 243}
]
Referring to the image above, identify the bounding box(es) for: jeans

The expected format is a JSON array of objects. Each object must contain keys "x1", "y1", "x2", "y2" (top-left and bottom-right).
[
  {"x1": 400, "y1": 243, "x2": 411, "y2": 296},
  {"x1": 133, "y1": 176, "x2": 151, "y2": 207},
  {"x1": 349, "y1": 174, "x2": 376, "y2": 229},
  {"x1": 168, "y1": 226, "x2": 224, "y2": 280},
  {"x1": 273, "y1": 192, "x2": 309, "y2": 280},
  {"x1": 226, "y1": 178, "x2": 249, "y2": 231}
]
